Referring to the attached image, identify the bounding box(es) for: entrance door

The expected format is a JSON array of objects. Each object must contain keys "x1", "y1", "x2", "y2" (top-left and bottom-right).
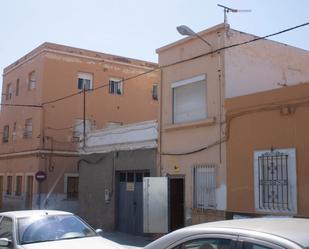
[
  {"x1": 25, "y1": 176, "x2": 34, "y2": 209},
  {"x1": 169, "y1": 177, "x2": 184, "y2": 231},
  {"x1": 0, "y1": 176, "x2": 3, "y2": 210},
  {"x1": 117, "y1": 171, "x2": 149, "y2": 234}
]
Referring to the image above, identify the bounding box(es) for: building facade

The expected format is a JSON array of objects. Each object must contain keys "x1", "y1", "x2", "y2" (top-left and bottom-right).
[
  {"x1": 226, "y1": 82, "x2": 309, "y2": 218},
  {"x1": 78, "y1": 120, "x2": 158, "y2": 233},
  {"x1": 156, "y1": 23, "x2": 309, "y2": 229},
  {"x1": 0, "y1": 42, "x2": 158, "y2": 213}
]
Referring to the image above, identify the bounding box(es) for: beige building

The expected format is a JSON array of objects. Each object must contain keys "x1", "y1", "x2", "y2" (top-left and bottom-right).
[
  {"x1": 0, "y1": 42, "x2": 158, "y2": 212},
  {"x1": 156, "y1": 23, "x2": 309, "y2": 230},
  {"x1": 226, "y1": 82, "x2": 309, "y2": 218}
]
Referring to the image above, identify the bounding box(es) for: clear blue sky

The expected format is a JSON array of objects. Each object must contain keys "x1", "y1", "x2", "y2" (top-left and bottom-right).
[{"x1": 1, "y1": 0, "x2": 308, "y2": 74}]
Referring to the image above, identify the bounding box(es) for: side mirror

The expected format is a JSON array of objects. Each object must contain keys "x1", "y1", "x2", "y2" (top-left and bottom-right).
[
  {"x1": 0, "y1": 238, "x2": 12, "y2": 247},
  {"x1": 95, "y1": 229, "x2": 103, "y2": 237}
]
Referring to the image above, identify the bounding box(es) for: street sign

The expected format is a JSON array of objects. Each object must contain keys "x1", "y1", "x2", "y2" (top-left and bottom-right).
[{"x1": 35, "y1": 171, "x2": 47, "y2": 182}]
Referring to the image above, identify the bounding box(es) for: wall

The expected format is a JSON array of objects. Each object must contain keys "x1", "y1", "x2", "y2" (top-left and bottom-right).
[
  {"x1": 226, "y1": 82, "x2": 309, "y2": 217},
  {"x1": 78, "y1": 149, "x2": 157, "y2": 231},
  {"x1": 225, "y1": 29, "x2": 309, "y2": 98}
]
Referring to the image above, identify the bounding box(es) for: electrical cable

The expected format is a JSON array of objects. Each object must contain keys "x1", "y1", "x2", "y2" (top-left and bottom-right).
[
  {"x1": 1, "y1": 23, "x2": 308, "y2": 109},
  {"x1": 38, "y1": 22, "x2": 309, "y2": 106}
]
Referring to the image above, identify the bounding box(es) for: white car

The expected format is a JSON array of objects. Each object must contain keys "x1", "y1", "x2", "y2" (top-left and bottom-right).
[
  {"x1": 0, "y1": 210, "x2": 124, "y2": 249},
  {"x1": 144, "y1": 218, "x2": 309, "y2": 249}
]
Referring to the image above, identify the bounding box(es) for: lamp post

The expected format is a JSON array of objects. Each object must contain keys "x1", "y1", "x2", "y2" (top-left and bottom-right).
[{"x1": 176, "y1": 25, "x2": 213, "y2": 51}]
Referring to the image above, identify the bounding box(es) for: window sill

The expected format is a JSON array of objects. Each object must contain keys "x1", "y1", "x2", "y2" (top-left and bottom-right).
[{"x1": 164, "y1": 117, "x2": 216, "y2": 132}]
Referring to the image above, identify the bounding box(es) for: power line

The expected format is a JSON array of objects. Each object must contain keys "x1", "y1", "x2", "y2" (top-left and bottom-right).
[
  {"x1": 39, "y1": 22, "x2": 309, "y2": 106},
  {"x1": 3, "y1": 22, "x2": 309, "y2": 109},
  {"x1": 0, "y1": 103, "x2": 42, "y2": 108}
]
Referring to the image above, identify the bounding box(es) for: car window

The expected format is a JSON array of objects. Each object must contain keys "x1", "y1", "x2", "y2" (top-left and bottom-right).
[
  {"x1": 17, "y1": 214, "x2": 96, "y2": 244},
  {"x1": 172, "y1": 238, "x2": 233, "y2": 249},
  {"x1": 242, "y1": 242, "x2": 272, "y2": 249},
  {"x1": 0, "y1": 216, "x2": 13, "y2": 241}
]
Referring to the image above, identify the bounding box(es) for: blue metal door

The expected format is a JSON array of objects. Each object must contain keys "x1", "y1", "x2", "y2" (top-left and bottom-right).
[{"x1": 117, "y1": 171, "x2": 149, "y2": 234}]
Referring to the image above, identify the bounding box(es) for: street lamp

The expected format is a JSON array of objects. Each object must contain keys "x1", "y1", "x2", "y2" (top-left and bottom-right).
[{"x1": 176, "y1": 25, "x2": 213, "y2": 50}]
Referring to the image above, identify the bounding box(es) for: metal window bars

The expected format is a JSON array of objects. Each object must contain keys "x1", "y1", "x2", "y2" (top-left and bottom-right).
[{"x1": 258, "y1": 151, "x2": 290, "y2": 211}]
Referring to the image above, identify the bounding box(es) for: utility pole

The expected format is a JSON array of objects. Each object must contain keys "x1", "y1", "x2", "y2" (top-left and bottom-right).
[{"x1": 83, "y1": 86, "x2": 86, "y2": 149}]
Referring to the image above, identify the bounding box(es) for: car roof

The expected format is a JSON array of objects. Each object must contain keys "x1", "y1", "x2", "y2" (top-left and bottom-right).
[
  {"x1": 145, "y1": 218, "x2": 309, "y2": 249},
  {"x1": 0, "y1": 210, "x2": 73, "y2": 219}
]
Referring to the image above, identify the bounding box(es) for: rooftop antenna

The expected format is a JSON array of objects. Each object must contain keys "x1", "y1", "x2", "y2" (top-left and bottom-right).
[{"x1": 217, "y1": 4, "x2": 251, "y2": 24}]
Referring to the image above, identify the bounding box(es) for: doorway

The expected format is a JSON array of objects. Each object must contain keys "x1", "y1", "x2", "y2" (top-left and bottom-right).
[
  {"x1": 117, "y1": 171, "x2": 149, "y2": 234},
  {"x1": 25, "y1": 176, "x2": 34, "y2": 209},
  {"x1": 169, "y1": 177, "x2": 184, "y2": 231}
]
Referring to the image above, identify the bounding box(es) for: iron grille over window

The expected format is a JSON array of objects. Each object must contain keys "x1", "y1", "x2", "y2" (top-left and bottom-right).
[
  {"x1": 258, "y1": 151, "x2": 290, "y2": 211},
  {"x1": 67, "y1": 176, "x2": 79, "y2": 199},
  {"x1": 23, "y1": 118, "x2": 32, "y2": 139},
  {"x1": 193, "y1": 164, "x2": 216, "y2": 210},
  {"x1": 3, "y1": 125, "x2": 9, "y2": 143}
]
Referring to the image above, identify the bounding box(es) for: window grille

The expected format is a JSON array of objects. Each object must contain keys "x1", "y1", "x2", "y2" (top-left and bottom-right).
[
  {"x1": 67, "y1": 176, "x2": 79, "y2": 199},
  {"x1": 3, "y1": 125, "x2": 9, "y2": 143},
  {"x1": 23, "y1": 118, "x2": 32, "y2": 139},
  {"x1": 15, "y1": 176, "x2": 22, "y2": 196},
  {"x1": 28, "y1": 71, "x2": 36, "y2": 90},
  {"x1": 193, "y1": 164, "x2": 216, "y2": 210},
  {"x1": 6, "y1": 176, "x2": 12, "y2": 195},
  {"x1": 258, "y1": 151, "x2": 290, "y2": 211}
]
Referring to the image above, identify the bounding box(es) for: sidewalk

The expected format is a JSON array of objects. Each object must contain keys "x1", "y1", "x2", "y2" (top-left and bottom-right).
[{"x1": 102, "y1": 232, "x2": 154, "y2": 249}]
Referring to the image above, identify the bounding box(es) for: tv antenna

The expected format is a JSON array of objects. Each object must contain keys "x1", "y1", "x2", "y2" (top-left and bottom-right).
[{"x1": 217, "y1": 4, "x2": 251, "y2": 24}]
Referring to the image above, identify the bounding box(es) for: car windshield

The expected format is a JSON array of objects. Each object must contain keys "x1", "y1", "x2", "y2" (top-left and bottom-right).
[{"x1": 17, "y1": 214, "x2": 97, "y2": 245}]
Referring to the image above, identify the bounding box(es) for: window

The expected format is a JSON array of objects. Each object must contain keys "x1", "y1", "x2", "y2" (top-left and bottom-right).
[
  {"x1": 12, "y1": 122, "x2": 17, "y2": 141},
  {"x1": 193, "y1": 164, "x2": 216, "y2": 210},
  {"x1": 254, "y1": 149, "x2": 297, "y2": 213},
  {"x1": 0, "y1": 217, "x2": 13, "y2": 240},
  {"x1": 2, "y1": 126, "x2": 9, "y2": 143},
  {"x1": 109, "y1": 78, "x2": 123, "y2": 95},
  {"x1": 172, "y1": 238, "x2": 233, "y2": 249},
  {"x1": 66, "y1": 176, "x2": 79, "y2": 199},
  {"x1": 77, "y1": 72, "x2": 93, "y2": 90},
  {"x1": 172, "y1": 75, "x2": 207, "y2": 124},
  {"x1": 6, "y1": 176, "x2": 12, "y2": 195},
  {"x1": 16, "y1": 78, "x2": 20, "y2": 96},
  {"x1": 28, "y1": 71, "x2": 36, "y2": 90},
  {"x1": 152, "y1": 84, "x2": 158, "y2": 100},
  {"x1": 243, "y1": 242, "x2": 272, "y2": 249},
  {"x1": 5, "y1": 83, "x2": 13, "y2": 100},
  {"x1": 23, "y1": 118, "x2": 32, "y2": 139},
  {"x1": 15, "y1": 176, "x2": 22, "y2": 196}
]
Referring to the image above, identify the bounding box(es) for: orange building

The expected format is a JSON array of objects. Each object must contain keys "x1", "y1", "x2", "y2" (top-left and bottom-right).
[
  {"x1": 226, "y1": 82, "x2": 309, "y2": 218},
  {"x1": 0, "y1": 42, "x2": 158, "y2": 212}
]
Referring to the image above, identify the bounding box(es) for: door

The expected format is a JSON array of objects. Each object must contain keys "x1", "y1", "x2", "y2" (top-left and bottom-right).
[
  {"x1": 0, "y1": 176, "x2": 3, "y2": 210},
  {"x1": 169, "y1": 177, "x2": 185, "y2": 231},
  {"x1": 117, "y1": 171, "x2": 149, "y2": 234},
  {"x1": 25, "y1": 176, "x2": 34, "y2": 209},
  {"x1": 143, "y1": 177, "x2": 168, "y2": 233}
]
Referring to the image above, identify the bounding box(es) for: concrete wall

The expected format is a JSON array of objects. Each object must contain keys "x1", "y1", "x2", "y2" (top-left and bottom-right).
[
  {"x1": 226, "y1": 82, "x2": 309, "y2": 217},
  {"x1": 79, "y1": 148, "x2": 157, "y2": 231}
]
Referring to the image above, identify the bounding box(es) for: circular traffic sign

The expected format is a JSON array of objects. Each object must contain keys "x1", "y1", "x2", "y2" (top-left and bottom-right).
[{"x1": 35, "y1": 171, "x2": 47, "y2": 182}]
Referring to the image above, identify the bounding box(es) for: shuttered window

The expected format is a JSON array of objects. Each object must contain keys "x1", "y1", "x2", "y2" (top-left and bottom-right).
[{"x1": 172, "y1": 75, "x2": 207, "y2": 124}]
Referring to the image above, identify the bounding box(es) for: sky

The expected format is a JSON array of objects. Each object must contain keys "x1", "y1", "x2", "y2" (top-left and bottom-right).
[{"x1": 0, "y1": 0, "x2": 308, "y2": 76}]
